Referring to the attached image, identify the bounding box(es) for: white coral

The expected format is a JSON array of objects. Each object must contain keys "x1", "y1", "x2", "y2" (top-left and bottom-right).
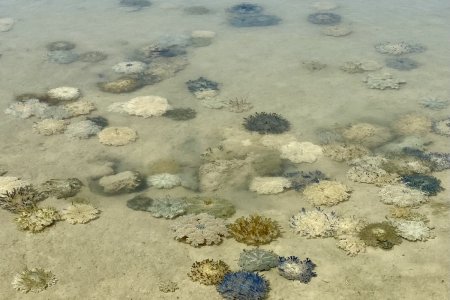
[
  {"x1": 249, "y1": 177, "x2": 291, "y2": 195},
  {"x1": 392, "y1": 220, "x2": 434, "y2": 241},
  {"x1": 32, "y1": 119, "x2": 67, "y2": 135},
  {"x1": 290, "y1": 208, "x2": 338, "y2": 238},
  {"x1": 280, "y1": 141, "x2": 323, "y2": 163},
  {"x1": 169, "y1": 213, "x2": 229, "y2": 247},
  {"x1": 148, "y1": 173, "x2": 181, "y2": 189},
  {"x1": 61, "y1": 203, "x2": 100, "y2": 224},
  {"x1": 336, "y1": 236, "x2": 366, "y2": 256},
  {"x1": 47, "y1": 87, "x2": 81, "y2": 101},
  {"x1": 379, "y1": 184, "x2": 428, "y2": 207},
  {"x1": 98, "y1": 127, "x2": 138, "y2": 146},
  {"x1": 303, "y1": 180, "x2": 351, "y2": 206},
  {"x1": 108, "y1": 96, "x2": 171, "y2": 118},
  {"x1": 64, "y1": 100, "x2": 96, "y2": 116}
]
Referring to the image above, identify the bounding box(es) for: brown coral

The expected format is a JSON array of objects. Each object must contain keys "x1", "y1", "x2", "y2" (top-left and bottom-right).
[
  {"x1": 228, "y1": 214, "x2": 280, "y2": 245},
  {"x1": 0, "y1": 186, "x2": 42, "y2": 213},
  {"x1": 188, "y1": 259, "x2": 230, "y2": 285},
  {"x1": 358, "y1": 222, "x2": 402, "y2": 250}
]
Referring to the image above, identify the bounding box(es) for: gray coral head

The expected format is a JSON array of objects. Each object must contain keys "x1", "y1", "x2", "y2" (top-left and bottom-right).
[{"x1": 238, "y1": 248, "x2": 279, "y2": 272}]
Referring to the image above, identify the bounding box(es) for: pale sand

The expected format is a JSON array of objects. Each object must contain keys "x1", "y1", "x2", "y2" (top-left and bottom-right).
[{"x1": 0, "y1": 0, "x2": 449, "y2": 299}]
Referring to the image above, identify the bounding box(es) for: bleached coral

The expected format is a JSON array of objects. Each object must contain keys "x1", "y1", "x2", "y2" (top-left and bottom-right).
[
  {"x1": 64, "y1": 100, "x2": 96, "y2": 116},
  {"x1": 4, "y1": 99, "x2": 48, "y2": 119},
  {"x1": 32, "y1": 119, "x2": 67, "y2": 136},
  {"x1": 347, "y1": 155, "x2": 398, "y2": 184},
  {"x1": 391, "y1": 220, "x2": 434, "y2": 241},
  {"x1": 342, "y1": 123, "x2": 393, "y2": 148},
  {"x1": 290, "y1": 208, "x2": 338, "y2": 238},
  {"x1": 61, "y1": 203, "x2": 100, "y2": 224},
  {"x1": 393, "y1": 114, "x2": 432, "y2": 136},
  {"x1": 108, "y1": 96, "x2": 171, "y2": 118},
  {"x1": 280, "y1": 141, "x2": 323, "y2": 163},
  {"x1": 148, "y1": 173, "x2": 181, "y2": 189},
  {"x1": 249, "y1": 176, "x2": 292, "y2": 194},
  {"x1": 15, "y1": 207, "x2": 60, "y2": 233},
  {"x1": 0, "y1": 177, "x2": 30, "y2": 195},
  {"x1": 98, "y1": 126, "x2": 138, "y2": 146},
  {"x1": 303, "y1": 180, "x2": 351, "y2": 206},
  {"x1": 379, "y1": 184, "x2": 428, "y2": 207},
  {"x1": 169, "y1": 213, "x2": 229, "y2": 247},
  {"x1": 64, "y1": 120, "x2": 101, "y2": 139},
  {"x1": 322, "y1": 143, "x2": 370, "y2": 162},
  {"x1": 47, "y1": 86, "x2": 81, "y2": 101},
  {"x1": 12, "y1": 268, "x2": 57, "y2": 293},
  {"x1": 98, "y1": 171, "x2": 142, "y2": 194},
  {"x1": 335, "y1": 216, "x2": 366, "y2": 236},
  {"x1": 336, "y1": 236, "x2": 366, "y2": 256}
]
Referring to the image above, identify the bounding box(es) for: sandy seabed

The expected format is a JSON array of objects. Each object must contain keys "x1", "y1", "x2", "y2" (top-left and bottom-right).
[{"x1": 0, "y1": 0, "x2": 449, "y2": 299}]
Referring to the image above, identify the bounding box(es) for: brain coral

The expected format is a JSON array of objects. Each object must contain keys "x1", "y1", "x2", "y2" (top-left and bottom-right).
[
  {"x1": 217, "y1": 271, "x2": 269, "y2": 300},
  {"x1": 302, "y1": 180, "x2": 351, "y2": 206},
  {"x1": 290, "y1": 207, "x2": 338, "y2": 238},
  {"x1": 170, "y1": 213, "x2": 229, "y2": 247},
  {"x1": 188, "y1": 259, "x2": 231, "y2": 285},
  {"x1": 228, "y1": 214, "x2": 280, "y2": 246}
]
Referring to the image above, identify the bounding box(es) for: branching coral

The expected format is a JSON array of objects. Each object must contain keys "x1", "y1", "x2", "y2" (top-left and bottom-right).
[
  {"x1": 15, "y1": 207, "x2": 60, "y2": 233},
  {"x1": 290, "y1": 208, "x2": 338, "y2": 238},
  {"x1": 0, "y1": 186, "x2": 42, "y2": 213},
  {"x1": 12, "y1": 268, "x2": 57, "y2": 293},
  {"x1": 228, "y1": 214, "x2": 280, "y2": 245},
  {"x1": 302, "y1": 180, "x2": 351, "y2": 207},
  {"x1": 170, "y1": 213, "x2": 229, "y2": 247},
  {"x1": 188, "y1": 259, "x2": 231, "y2": 285}
]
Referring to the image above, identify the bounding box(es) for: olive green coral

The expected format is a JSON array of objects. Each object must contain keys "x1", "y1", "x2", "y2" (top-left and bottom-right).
[
  {"x1": 188, "y1": 259, "x2": 231, "y2": 285},
  {"x1": 228, "y1": 214, "x2": 280, "y2": 245},
  {"x1": 358, "y1": 222, "x2": 402, "y2": 250}
]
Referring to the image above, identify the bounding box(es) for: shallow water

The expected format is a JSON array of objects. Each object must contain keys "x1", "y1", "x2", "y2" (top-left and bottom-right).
[{"x1": 0, "y1": 0, "x2": 449, "y2": 299}]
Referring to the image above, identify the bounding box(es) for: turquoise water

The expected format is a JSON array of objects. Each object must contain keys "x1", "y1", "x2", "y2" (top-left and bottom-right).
[{"x1": 0, "y1": 1, "x2": 449, "y2": 299}]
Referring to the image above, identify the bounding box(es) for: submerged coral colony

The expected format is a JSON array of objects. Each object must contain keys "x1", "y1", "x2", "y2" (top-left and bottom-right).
[{"x1": 0, "y1": 1, "x2": 448, "y2": 299}]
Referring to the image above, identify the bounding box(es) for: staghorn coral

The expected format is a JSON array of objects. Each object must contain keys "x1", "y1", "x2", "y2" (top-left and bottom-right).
[
  {"x1": 278, "y1": 256, "x2": 317, "y2": 283},
  {"x1": 228, "y1": 214, "x2": 280, "y2": 246},
  {"x1": 98, "y1": 127, "x2": 138, "y2": 146},
  {"x1": 217, "y1": 271, "x2": 269, "y2": 300},
  {"x1": 379, "y1": 184, "x2": 428, "y2": 207},
  {"x1": 238, "y1": 248, "x2": 279, "y2": 272},
  {"x1": 61, "y1": 203, "x2": 100, "y2": 224},
  {"x1": 290, "y1": 207, "x2": 338, "y2": 238},
  {"x1": 15, "y1": 207, "x2": 60, "y2": 233},
  {"x1": 12, "y1": 268, "x2": 57, "y2": 293},
  {"x1": 170, "y1": 213, "x2": 229, "y2": 247},
  {"x1": 188, "y1": 259, "x2": 231, "y2": 285},
  {"x1": 358, "y1": 222, "x2": 402, "y2": 249},
  {"x1": 185, "y1": 196, "x2": 235, "y2": 219},
  {"x1": 0, "y1": 186, "x2": 42, "y2": 213},
  {"x1": 249, "y1": 177, "x2": 291, "y2": 195},
  {"x1": 303, "y1": 180, "x2": 351, "y2": 206}
]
